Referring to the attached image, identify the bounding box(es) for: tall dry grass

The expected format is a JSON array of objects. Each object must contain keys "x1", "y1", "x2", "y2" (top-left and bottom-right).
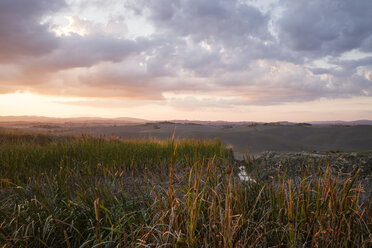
[{"x1": 0, "y1": 130, "x2": 370, "y2": 247}]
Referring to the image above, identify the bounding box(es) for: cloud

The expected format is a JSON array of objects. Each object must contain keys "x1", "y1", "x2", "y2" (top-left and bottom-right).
[
  {"x1": 360, "y1": 35, "x2": 372, "y2": 52},
  {"x1": 0, "y1": 0, "x2": 156, "y2": 91},
  {"x1": 126, "y1": 0, "x2": 286, "y2": 64},
  {"x1": 0, "y1": 0, "x2": 66, "y2": 62},
  {"x1": 0, "y1": 0, "x2": 371, "y2": 109},
  {"x1": 165, "y1": 95, "x2": 247, "y2": 111},
  {"x1": 131, "y1": 0, "x2": 271, "y2": 42},
  {"x1": 278, "y1": 0, "x2": 372, "y2": 57},
  {"x1": 23, "y1": 34, "x2": 152, "y2": 73},
  {"x1": 53, "y1": 98, "x2": 155, "y2": 109}
]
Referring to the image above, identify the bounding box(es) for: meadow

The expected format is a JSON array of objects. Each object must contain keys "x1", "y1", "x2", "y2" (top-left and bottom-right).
[{"x1": 0, "y1": 129, "x2": 371, "y2": 247}]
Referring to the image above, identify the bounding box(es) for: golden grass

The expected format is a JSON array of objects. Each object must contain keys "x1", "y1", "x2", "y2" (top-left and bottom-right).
[{"x1": 0, "y1": 130, "x2": 370, "y2": 247}]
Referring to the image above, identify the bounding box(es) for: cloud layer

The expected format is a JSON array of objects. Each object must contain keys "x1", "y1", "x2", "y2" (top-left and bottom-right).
[{"x1": 0, "y1": 0, "x2": 371, "y2": 109}]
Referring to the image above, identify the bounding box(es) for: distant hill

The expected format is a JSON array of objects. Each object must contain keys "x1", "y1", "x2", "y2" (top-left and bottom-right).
[
  {"x1": 0, "y1": 116, "x2": 371, "y2": 126},
  {"x1": 171, "y1": 120, "x2": 260, "y2": 126},
  {"x1": 0, "y1": 116, "x2": 147, "y2": 124},
  {"x1": 172, "y1": 120, "x2": 372, "y2": 126},
  {"x1": 310, "y1": 120, "x2": 372, "y2": 125}
]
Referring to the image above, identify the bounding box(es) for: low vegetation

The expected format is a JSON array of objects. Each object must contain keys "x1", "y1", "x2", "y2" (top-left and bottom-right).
[{"x1": 0, "y1": 130, "x2": 371, "y2": 247}]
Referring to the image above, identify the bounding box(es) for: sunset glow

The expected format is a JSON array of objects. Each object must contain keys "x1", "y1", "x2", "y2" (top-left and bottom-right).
[
  {"x1": 1, "y1": 92, "x2": 371, "y2": 122},
  {"x1": 1, "y1": 0, "x2": 371, "y2": 122}
]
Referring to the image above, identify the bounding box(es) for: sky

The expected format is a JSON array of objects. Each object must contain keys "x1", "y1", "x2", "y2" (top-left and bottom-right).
[{"x1": 0, "y1": 0, "x2": 371, "y2": 122}]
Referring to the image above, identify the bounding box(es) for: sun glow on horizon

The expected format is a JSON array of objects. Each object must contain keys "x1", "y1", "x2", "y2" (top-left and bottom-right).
[
  {"x1": 1, "y1": 91, "x2": 371, "y2": 122},
  {"x1": 1, "y1": 1, "x2": 371, "y2": 123},
  {"x1": 0, "y1": 91, "x2": 109, "y2": 118}
]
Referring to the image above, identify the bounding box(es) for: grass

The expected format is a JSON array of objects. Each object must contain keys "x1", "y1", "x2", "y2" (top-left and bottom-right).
[{"x1": 0, "y1": 129, "x2": 371, "y2": 247}]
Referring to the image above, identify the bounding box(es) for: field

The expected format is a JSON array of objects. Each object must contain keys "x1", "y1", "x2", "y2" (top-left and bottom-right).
[
  {"x1": 3, "y1": 121, "x2": 372, "y2": 157},
  {"x1": 0, "y1": 128, "x2": 371, "y2": 247}
]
